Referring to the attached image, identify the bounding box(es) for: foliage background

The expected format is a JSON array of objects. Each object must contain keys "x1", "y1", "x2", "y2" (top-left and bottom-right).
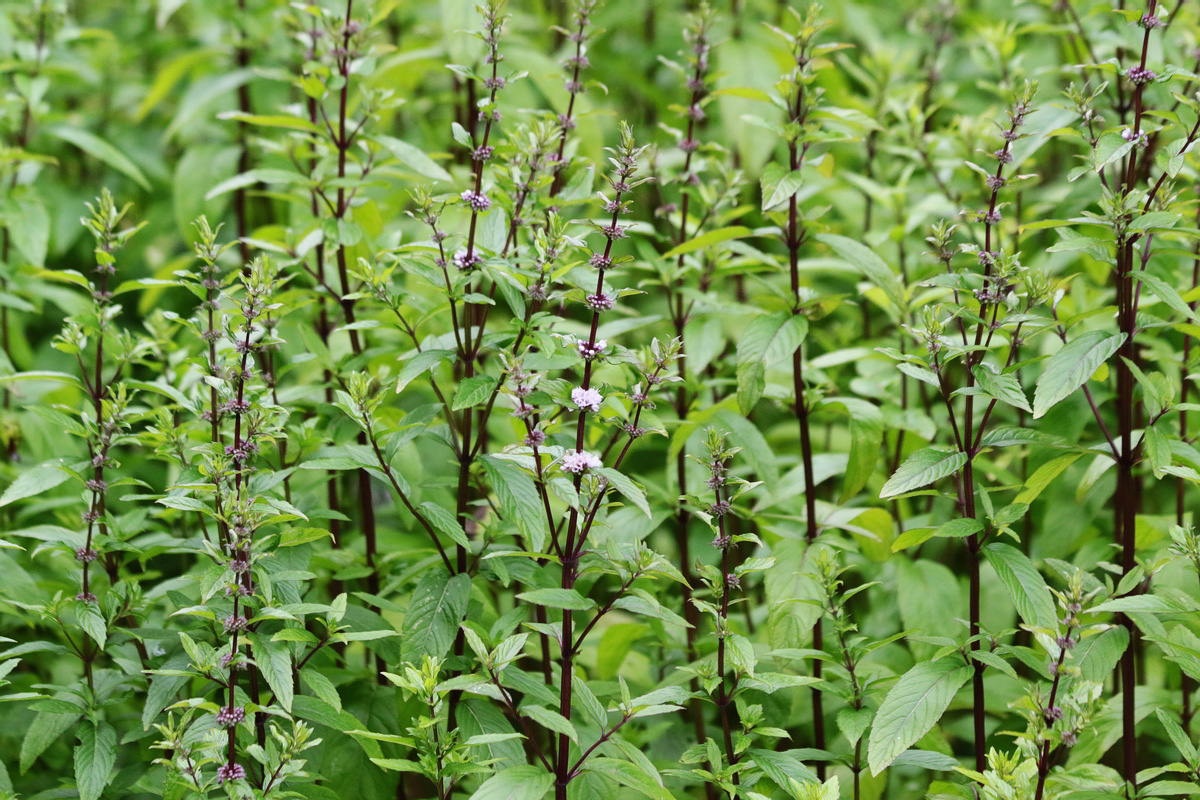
[{"x1": 0, "y1": 0, "x2": 1198, "y2": 799}]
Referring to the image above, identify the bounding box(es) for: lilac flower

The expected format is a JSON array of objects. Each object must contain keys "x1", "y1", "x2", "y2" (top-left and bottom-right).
[
  {"x1": 572, "y1": 386, "x2": 603, "y2": 412},
  {"x1": 586, "y1": 292, "x2": 614, "y2": 311},
  {"x1": 1122, "y1": 128, "x2": 1149, "y2": 148},
  {"x1": 453, "y1": 249, "x2": 483, "y2": 271},
  {"x1": 708, "y1": 500, "x2": 732, "y2": 517},
  {"x1": 216, "y1": 706, "x2": 245, "y2": 728},
  {"x1": 216, "y1": 763, "x2": 246, "y2": 783},
  {"x1": 461, "y1": 190, "x2": 491, "y2": 212},
  {"x1": 576, "y1": 339, "x2": 607, "y2": 360},
  {"x1": 560, "y1": 449, "x2": 602, "y2": 474},
  {"x1": 524, "y1": 428, "x2": 546, "y2": 447},
  {"x1": 1126, "y1": 66, "x2": 1156, "y2": 85}
]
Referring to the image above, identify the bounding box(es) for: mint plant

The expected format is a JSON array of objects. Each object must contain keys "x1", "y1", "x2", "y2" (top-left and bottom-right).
[{"x1": 2, "y1": 2, "x2": 1200, "y2": 800}]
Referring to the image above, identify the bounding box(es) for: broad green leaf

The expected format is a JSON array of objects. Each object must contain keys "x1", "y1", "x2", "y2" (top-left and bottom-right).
[
  {"x1": 661, "y1": 225, "x2": 750, "y2": 259},
  {"x1": 248, "y1": 631, "x2": 294, "y2": 712},
  {"x1": 418, "y1": 501, "x2": 470, "y2": 547},
  {"x1": 47, "y1": 126, "x2": 150, "y2": 189},
  {"x1": 74, "y1": 721, "x2": 116, "y2": 800},
  {"x1": 453, "y1": 375, "x2": 498, "y2": 410},
  {"x1": 204, "y1": 168, "x2": 308, "y2": 200},
  {"x1": 984, "y1": 543, "x2": 1056, "y2": 630},
  {"x1": 468, "y1": 765, "x2": 554, "y2": 800},
  {"x1": 517, "y1": 588, "x2": 595, "y2": 611},
  {"x1": 0, "y1": 461, "x2": 68, "y2": 508},
  {"x1": 482, "y1": 456, "x2": 545, "y2": 552},
  {"x1": 376, "y1": 135, "x2": 453, "y2": 182},
  {"x1": 401, "y1": 571, "x2": 471, "y2": 662},
  {"x1": 816, "y1": 233, "x2": 906, "y2": 314},
  {"x1": 880, "y1": 448, "x2": 967, "y2": 498},
  {"x1": 581, "y1": 757, "x2": 674, "y2": 800},
  {"x1": 972, "y1": 364, "x2": 1031, "y2": 413},
  {"x1": 1033, "y1": 331, "x2": 1125, "y2": 418},
  {"x1": 736, "y1": 311, "x2": 805, "y2": 414},
  {"x1": 866, "y1": 658, "x2": 972, "y2": 775},
  {"x1": 595, "y1": 467, "x2": 650, "y2": 518}
]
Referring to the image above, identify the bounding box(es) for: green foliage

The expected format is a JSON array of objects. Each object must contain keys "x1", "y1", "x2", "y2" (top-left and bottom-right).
[{"x1": 0, "y1": 1, "x2": 1199, "y2": 799}]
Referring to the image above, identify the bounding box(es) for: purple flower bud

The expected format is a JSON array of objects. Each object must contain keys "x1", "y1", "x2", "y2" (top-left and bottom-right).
[
  {"x1": 994, "y1": 149, "x2": 1013, "y2": 164},
  {"x1": 586, "y1": 292, "x2": 614, "y2": 311},
  {"x1": 708, "y1": 500, "x2": 732, "y2": 517},
  {"x1": 1126, "y1": 66, "x2": 1156, "y2": 85},
  {"x1": 216, "y1": 706, "x2": 245, "y2": 728},
  {"x1": 484, "y1": 76, "x2": 507, "y2": 90},
  {"x1": 725, "y1": 573, "x2": 741, "y2": 589},
  {"x1": 711, "y1": 534, "x2": 731, "y2": 550},
  {"x1": 76, "y1": 591, "x2": 98, "y2": 604},
  {"x1": 217, "y1": 763, "x2": 246, "y2": 783},
  {"x1": 461, "y1": 190, "x2": 491, "y2": 212},
  {"x1": 986, "y1": 174, "x2": 1006, "y2": 191},
  {"x1": 472, "y1": 145, "x2": 494, "y2": 162},
  {"x1": 524, "y1": 429, "x2": 546, "y2": 447},
  {"x1": 600, "y1": 223, "x2": 627, "y2": 240},
  {"x1": 85, "y1": 479, "x2": 107, "y2": 493},
  {"x1": 589, "y1": 253, "x2": 613, "y2": 270},
  {"x1": 223, "y1": 615, "x2": 248, "y2": 634},
  {"x1": 453, "y1": 249, "x2": 483, "y2": 271},
  {"x1": 678, "y1": 138, "x2": 700, "y2": 153},
  {"x1": 75, "y1": 547, "x2": 99, "y2": 563}
]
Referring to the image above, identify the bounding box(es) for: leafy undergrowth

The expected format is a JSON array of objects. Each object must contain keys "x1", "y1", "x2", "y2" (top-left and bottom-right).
[{"x1": 0, "y1": 1, "x2": 1198, "y2": 799}]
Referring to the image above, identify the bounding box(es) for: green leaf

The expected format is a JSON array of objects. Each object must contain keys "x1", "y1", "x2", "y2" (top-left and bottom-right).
[
  {"x1": 74, "y1": 721, "x2": 116, "y2": 800},
  {"x1": 375, "y1": 137, "x2": 451, "y2": 182},
  {"x1": 47, "y1": 126, "x2": 150, "y2": 189},
  {"x1": 736, "y1": 311, "x2": 803, "y2": 414},
  {"x1": 401, "y1": 570, "x2": 471, "y2": 662},
  {"x1": 581, "y1": 757, "x2": 674, "y2": 800},
  {"x1": 880, "y1": 448, "x2": 967, "y2": 498},
  {"x1": 816, "y1": 233, "x2": 906, "y2": 314},
  {"x1": 453, "y1": 375, "x2": 498, "y2": 411},
  {"x1": 972, "y1": 364, "x2": 1031, "y2": 413},
  {"x1": 0, "y1": 461, "x2": 68, "y2": 508},
  {"x1": 1032, "y1": 331, "x2": 1125, "y2": 419},
  {"x1": 468, "y1": 765, "x2": 554, "y2": 800},
  {"x1": 482, "y1": 456, "x2": 545, "y2": 552},
  {"x1": 1135, "y1": 270, "x2": 1199, "y2": 321},
  {"x1": 866, "y1": 658, "x2": 972, "y2": 775},
  {"x1": 418, "y1": 502, "x2": 470, "y2": 548},
  {"x1": 761, "y1": 164, "x2": 804, "y2": 212},
  {"x1": 249, "y1": 631, "x2": 294, "y2": 712},
  {"x1": 22, "y1": 709, "x2": 80, "y2": 773},
  {"x1": 521, "y1": 705, "x2": 578, "y2": 743},
  {"x1": 516, "y1": 588, "x2": 595, "y2": 611},
  {"x1": 1014, "y1": 453, "x2": 1082, "y2": 504},
  {"x1": 661, "y1": 225, "x2": 751, "y2": 259},
  {"x1": 984, "y1": 544, "x2": 1056, "y2": 631},
  {"x1": 595, "y1": 468, "x2": 651, "y2": 518},
  {"x1": 204, "y1": 168, "x2": 307, "y2": 200}
]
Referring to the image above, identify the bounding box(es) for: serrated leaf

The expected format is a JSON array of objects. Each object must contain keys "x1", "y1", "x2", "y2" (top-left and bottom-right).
[
  {"x1": 74, "y1": 721, "x2": 116, "y2": 800},
  {"x1": 880, "y1": 448, "x2": 967, "y2": 498},
  {"x1": 1033, "y1": 331, "x2": 1125, "y2": 419},
  {"x1": 866, "y1": 658, "x2": 972, "y2": 775},
  {"x1": 984, "y1": 543, "x2": 1056, "y2": 630},
  {"x1": 402, "y1": 571, "x2": 471, "y2": 662}
]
